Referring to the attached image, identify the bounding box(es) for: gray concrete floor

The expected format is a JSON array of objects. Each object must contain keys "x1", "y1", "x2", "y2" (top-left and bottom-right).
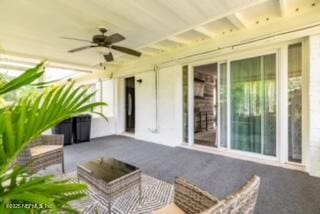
[{"x1": 48, "y1": 135, "x2": 320, "y2": 214}]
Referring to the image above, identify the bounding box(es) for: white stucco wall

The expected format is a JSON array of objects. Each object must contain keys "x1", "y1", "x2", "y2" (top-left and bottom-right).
[
  {"x1": 134, "y1": 71, "x2": 158, "y2": 142},
  {"x1": 114, "y1": 65, "x2": 183, "y2": 147},
  {"x1": 89, "y1": 79, "x2": 117, "y2": 139},
  {"x1": 307, "y1": 34, "x2": 320, "y2": 177},
  {"x1": 90, "y1": 117, "x2": 115, "y2": 139},
  {"x1": 157, "y1": 66, "x2": 183, "y2": 146}
]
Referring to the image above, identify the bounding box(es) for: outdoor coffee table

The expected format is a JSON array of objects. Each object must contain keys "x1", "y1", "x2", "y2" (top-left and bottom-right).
[{"x1": 77, "y1": 157, "x2": 142, "y2": 214}]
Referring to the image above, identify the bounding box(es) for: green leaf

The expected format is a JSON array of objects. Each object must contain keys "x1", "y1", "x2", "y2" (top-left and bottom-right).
[
  {"x1": 0, "y1": 61, "x2": 107, "y2": 213},
  {"x1": 0, "y1": 61, "x2": 46, "y2": 95},
  {"x1": 92, "y1": 111, "x2": 109, "y2": 122},
  {"x1": 9, "y1": 192, "x2": 57, "y2": 212},
  {"x1": 3, "y1": 112, "x2": 15, "y2": 155},
  {"x1": 31, "y1": 78, "x2": 63, "y2": 88},
  {"x1": 0, "y1": 167, "x2": 88, "y2": 214}
]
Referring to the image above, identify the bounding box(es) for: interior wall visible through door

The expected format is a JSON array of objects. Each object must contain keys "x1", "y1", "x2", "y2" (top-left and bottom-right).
[{"x1": 193, "y1": 63, "x2": 218, "y2": 147}]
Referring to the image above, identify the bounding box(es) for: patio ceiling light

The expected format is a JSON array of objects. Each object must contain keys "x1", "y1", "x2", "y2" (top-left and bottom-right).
[{"x1": 95, "y1": 46, "x2": 109, "y2": 54}]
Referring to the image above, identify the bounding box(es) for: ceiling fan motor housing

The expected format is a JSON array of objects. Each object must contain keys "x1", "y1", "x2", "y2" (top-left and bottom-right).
[{"x1": 92, "y1": 35, "x2": 106, "y2": 44}]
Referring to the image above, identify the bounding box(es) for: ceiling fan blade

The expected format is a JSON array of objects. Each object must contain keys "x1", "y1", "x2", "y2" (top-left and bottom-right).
[
  {"x1": 111, "y1": 45, "x2": 141, "y2": 57},
  {"x1": 68, "y1": 45, "x2": 96, "y2": 53},
  {"x1": 105, "y1": 33, "x2": 125, "y2": 44},
  {"x1": 61, "y1": 36, "x2": 92, "y2": 43},
  {"x1": 104, "y1": 52, "x2": 114, "y2": 62}
]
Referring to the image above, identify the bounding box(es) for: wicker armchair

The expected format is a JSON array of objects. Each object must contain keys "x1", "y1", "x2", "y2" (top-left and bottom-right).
[
  {"x1": 17, "y1": 134, "x2": 64, "y2": 174},
  {"x1": 153, "y1": 175, "x2": 260, "y2": 214}
]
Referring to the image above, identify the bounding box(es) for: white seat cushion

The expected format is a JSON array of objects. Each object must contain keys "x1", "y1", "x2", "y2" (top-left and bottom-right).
[
  {"x1": 30, "y1": 145, "x2": 62, "y2": 156},
  {"x1": 153, "y1": 203, "x2": 185, "y2": 214}
]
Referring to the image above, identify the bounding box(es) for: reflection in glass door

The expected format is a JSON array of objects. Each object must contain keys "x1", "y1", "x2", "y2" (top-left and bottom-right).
[
  {"x1": 288, "y1": 43, "x2": 302, "y2": 163},
  {"x1": 230, "y1": 54, "x2": 277, "y2": 156}
]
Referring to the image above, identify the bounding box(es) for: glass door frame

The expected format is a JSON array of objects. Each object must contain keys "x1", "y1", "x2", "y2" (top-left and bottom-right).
[
  {"x1": 187, "y1": 62, "x2": 222, "y2": 147},
  {"x1": 286, "y1": 40, "x2": 307, "y2": 166},
  {"x1": 185, "y1": 41, "x2": 306, "y2": 165},
  {"x1": 217, "y1": 61, "x2": 227, "y2": 149},
  {"x1": 187, "y1": 49, "x2": 280, "y2": 161},
  {"x1": 226, "y1": 50, "x2": 279, "y2": 161}
]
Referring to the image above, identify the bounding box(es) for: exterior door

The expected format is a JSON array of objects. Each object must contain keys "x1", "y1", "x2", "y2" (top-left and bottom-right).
[
  {"x1": 125, "y1": 77, "x2": 135, "y2": 132},
  {"x1": 230, "y1": 54, "x2": 277, "y2": 156}
]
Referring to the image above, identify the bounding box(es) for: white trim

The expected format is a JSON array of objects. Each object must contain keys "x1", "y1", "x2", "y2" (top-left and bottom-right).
[
  {"x1": 281, "y1": 43, "x2": 292, "y2": 163},
  {"x1": 261, "y1": 56, "x2": 265, "y2": 155},
  {"x1": 176, "y1": 66, "x2": 184, "y2": 144},
  {"x1": 188, "y1": 65, "x2": 194, "y2": 146},
  {"x1": 301, "y1": 39, "x2": 309, "y2": 167},
  {"x1": 275, "y1": 50, "x2": 280, "y2": 160},
  {"x1": 113, "y1": 79, "x2": 118, "y2": 121},
  {"x1": 217, "y1": 61, "x2": 228, "y2": 149},
  {"x1": 277, "y1": 46, "x2": 286, "y2": 163},
  {"x1": 223, "y1": 49, "x2": 278, "y2": 63},
  {"x1": 217, "y1": 62, "x2": 221, "y2": 148},
  {"x1": 227, "y1": 59, "x2": 231, "y2": 150},
  {"x1": 117, "y1": 78, "x2": 126, "y2": 134},
  {"x1": 186, "y1": 40, "x2": 295, "y2": 69},
  {"x1": 304, "y1": 38, "x2": 311, "y2": 172}
]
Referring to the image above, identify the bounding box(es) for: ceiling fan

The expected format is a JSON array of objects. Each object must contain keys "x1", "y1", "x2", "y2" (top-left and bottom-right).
[{"x1": 61, "y1": 27, "x2": 142, "y2": 62}]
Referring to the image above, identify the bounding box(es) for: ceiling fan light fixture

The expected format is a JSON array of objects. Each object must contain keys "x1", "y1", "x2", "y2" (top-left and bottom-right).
[{"x1": 96, "y1": 46, "x2": 109, "y2": 54}]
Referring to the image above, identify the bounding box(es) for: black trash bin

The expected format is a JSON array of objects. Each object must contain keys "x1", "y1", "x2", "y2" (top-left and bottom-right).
[
  {"x1": 53, "y1": 118, "x2": 73, "y2": 145},
  {"x1": 73, "y1": 114, "x2": 92, "y2": 143}
]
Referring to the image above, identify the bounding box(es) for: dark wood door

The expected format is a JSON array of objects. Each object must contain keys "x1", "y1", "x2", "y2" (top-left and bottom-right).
[{"x1": 125, "y1": 77, "x2": 135, "y2": 132}]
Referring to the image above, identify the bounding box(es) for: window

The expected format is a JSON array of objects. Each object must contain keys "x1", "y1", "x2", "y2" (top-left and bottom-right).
[
  {"x1": 182, "y1": 65, "x2": 189, "y2": 143},
  {"x1": 288, "y1": 43, "x2": 302, "y2": 163}
]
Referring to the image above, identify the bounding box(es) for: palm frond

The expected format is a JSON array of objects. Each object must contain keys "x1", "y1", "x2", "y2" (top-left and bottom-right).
[
  {"x1": 0, "y1": 61, "x2": 107, "y2": 213},
  {"x1": 0, "y1": 167, "x2": 87, "y2": 214},
  {"x1": 0, "y1": 61, "x2": 46, "y2": 95},
  {"x1": 0, "y1": 83, "x2": 106, "y2": 174}
]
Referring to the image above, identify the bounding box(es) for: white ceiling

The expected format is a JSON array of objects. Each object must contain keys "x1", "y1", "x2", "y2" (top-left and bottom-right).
[{"x1": 0, "y1": 0, "x2": 317, "y2": 69}]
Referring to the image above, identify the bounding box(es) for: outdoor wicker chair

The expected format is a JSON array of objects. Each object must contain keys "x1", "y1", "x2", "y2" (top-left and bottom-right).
[
  {"x1": 153, "y1": 175, "x2": 260, "y2": 214},
  {"x1": 17, "y1": 134, "x2": 64, "y2": 174}
]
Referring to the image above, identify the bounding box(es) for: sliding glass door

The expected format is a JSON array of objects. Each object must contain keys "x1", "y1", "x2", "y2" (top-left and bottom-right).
[{"x1": 230, "y1": 54, "x2": 277, "y2": 156}]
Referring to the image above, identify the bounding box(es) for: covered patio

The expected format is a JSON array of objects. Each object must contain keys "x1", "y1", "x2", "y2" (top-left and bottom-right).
[
  {"x1": 47, "y1": 135, "x2": 320, "y2": 214},
  {"x1": 1, "y1": 0, "x2": 320, "y2": 213}
]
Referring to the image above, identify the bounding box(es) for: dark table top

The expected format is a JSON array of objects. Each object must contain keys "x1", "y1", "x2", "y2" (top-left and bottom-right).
[{"x1": 78, "y1": 157, "x2": 139, "y2": 183}]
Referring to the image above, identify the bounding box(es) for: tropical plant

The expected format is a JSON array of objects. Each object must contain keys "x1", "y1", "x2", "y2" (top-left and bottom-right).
[{"x1": 0, "y1": 61, "x2": 107, "y2": 213}]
